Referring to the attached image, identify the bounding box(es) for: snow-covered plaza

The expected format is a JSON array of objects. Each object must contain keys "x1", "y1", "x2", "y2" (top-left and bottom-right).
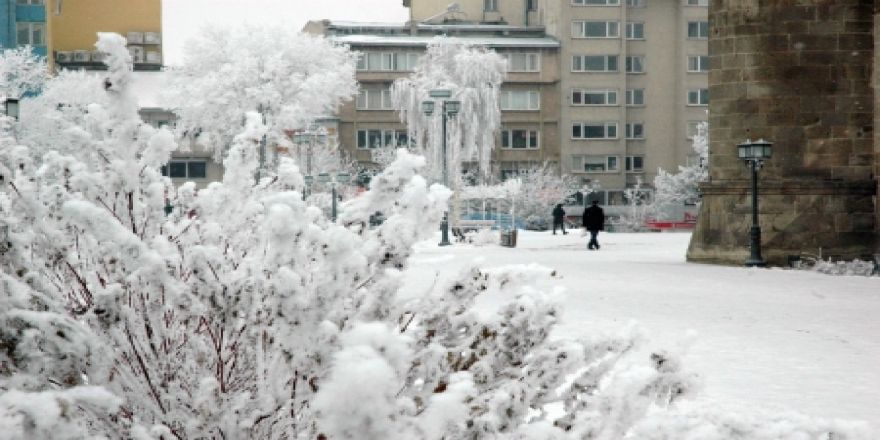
[{"x1": 406, "y1": 232, "x2": 880, "y2": 427}]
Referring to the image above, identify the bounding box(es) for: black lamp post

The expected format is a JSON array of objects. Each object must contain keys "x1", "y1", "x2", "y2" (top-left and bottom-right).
[
  {"x1": 738, "y1": 139, "x2": 773, "y2": 267},
  {"x1": 318, "y1": 172, "x2": 350, "y2": 221},
  {"x1": 423, "y1": 90, "x2": 460, "y2": 247}
]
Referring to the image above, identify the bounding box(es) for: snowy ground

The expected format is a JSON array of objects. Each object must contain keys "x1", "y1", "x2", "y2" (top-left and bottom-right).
[{"x1": 403, "y1": 231, "x2": 880, "y2": 427}]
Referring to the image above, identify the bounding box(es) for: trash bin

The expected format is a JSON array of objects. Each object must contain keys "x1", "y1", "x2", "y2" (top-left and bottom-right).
[{"x1": 500, "y1": 229, "x2": 518, "y2": 248}]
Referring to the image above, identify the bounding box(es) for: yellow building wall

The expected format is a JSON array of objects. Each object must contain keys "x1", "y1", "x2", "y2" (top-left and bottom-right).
[{"x1": 46, "y1": 0, "x2": 161, "y2": 53}]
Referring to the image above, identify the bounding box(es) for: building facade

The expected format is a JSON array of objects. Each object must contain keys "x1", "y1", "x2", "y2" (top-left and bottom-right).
[
  {"x1": 46, "y1": 0, "x2": 162, "y2": 71},
  {"x1": 0, "y1": 0, "x2": 48, "y2": 57},
  {"x1": 306, "y1": 20, "x2": 562, "y2": 181},
  {"x1": 317, "y1": 0, "x2": 708, "y2": 207}
]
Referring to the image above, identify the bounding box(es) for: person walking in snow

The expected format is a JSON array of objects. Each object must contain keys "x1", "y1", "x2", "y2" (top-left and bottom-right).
[
  {"x1": 552, "y1": 204, "x2": 568, "y2": 235},
  {"x1": 582, "y1": 200, "x2": 605, "y2": 250}
]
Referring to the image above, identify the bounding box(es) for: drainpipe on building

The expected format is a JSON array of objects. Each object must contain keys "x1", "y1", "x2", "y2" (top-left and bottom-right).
[{"x1": 524, "y1": 0, "x2": 529, "y2": 26}]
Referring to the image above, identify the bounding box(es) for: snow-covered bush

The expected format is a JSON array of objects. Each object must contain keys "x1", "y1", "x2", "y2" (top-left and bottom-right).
[
  {"x1": 0, "y1": 34, "x2": 872, "y2": 440},
  {"x1": 809, "y1": 259, "x2": 877, "y2": 277},
  {"x1": 0, "y1": 46, "x2": 47, "y2": 99},
  {"x1": 168, "y1": 24, "x2": 358, "y2": 160},
  {"x1": 18, "y1": 70, "x2": 107, "y2": 154}
]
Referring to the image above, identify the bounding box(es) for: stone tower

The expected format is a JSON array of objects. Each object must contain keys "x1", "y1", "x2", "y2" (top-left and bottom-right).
[{"x1": 688, "y1": 0, "x2": 878, "y2": 266}]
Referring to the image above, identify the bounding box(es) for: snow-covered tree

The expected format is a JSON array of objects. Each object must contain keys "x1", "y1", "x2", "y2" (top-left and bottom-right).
[
  {"x1": 1, "y1": 34, "x2": 871, "y2": 440},
  {"x1": 0, "y1": 46, "x2": 47, "y2": 100},
  {"x1": 505, "y1": 163, "x2": 581, "y2": 230},
  {"x1": 618, "y1": 177, "x2": 653, "y2": 231},
  {"x1": 653, "y1": 121, "x2": 708, "y2": 216},
  {"x1": 168, "y1": 25, "x2": 358, "y2": 161},
  {"x1": 17, "y1": 70, "x2": 107, "y2": 154},
  {"x1": 391, "y1": 39, "x2": 506, "y2": 184}
]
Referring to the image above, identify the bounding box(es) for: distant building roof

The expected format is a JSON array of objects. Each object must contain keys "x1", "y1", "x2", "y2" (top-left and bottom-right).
[
  {"x1": 326, "y1": 20, "x2": 546, "y2": 33},
  {"x1": 329, "y1": 34, "x2": 560, "y2": 49}
]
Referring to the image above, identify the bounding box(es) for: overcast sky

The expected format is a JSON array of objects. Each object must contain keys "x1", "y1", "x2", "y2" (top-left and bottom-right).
[{"x1": 162, "y1": 0, "x2": 409, "y2": 65}]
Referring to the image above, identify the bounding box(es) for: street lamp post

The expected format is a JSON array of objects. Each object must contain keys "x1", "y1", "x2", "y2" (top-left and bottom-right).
[
  {"x1": 316, "y1": 172, "x2": 350, "y2": 221},
  {"x1": 738, "y1": 139, "x2": 773, "y2": 267},
  {"x1": 423, "y1": 90, "x2": 460, "y2": 247}
]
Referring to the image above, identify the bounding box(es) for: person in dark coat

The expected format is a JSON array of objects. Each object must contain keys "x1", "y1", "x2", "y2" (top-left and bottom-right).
[
  {"x1": 552, "y1": 204, "x2": 568, "y2": 235},
  {"x1": 582, "y1": 200, "x2": 605, "y2": 250}
]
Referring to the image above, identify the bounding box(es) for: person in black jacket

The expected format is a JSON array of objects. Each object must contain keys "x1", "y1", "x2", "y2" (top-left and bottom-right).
[
  {"x1": 582, "y1": 200, "x2": 605, "y2": 250},
  {"x1": 552, "y1": 204, "x2": 568, "y2": 235}
]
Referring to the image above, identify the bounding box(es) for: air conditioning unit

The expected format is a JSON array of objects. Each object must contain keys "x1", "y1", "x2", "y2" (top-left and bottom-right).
[
  {"x1": 143, "y1": 32, "x2": 161, "y2": 45},
  {"x1": 73, "y1": 50, "x2": 90, "y2": 62},
  {"x1": 55, "y1": 51, "x2": 73, "y2": 63},
  {"x1": 128, "y1": 46, "x2": 144, "y2": 63},
  {"x1": 126, "y1": 32, "x2": 144, "y2": 44},
  {"x1": 145, "y1": 51, "x2": 161, "y2": 64},
  {"x1": 91, "y1": 51, "x2": 105, "y2": 63}
]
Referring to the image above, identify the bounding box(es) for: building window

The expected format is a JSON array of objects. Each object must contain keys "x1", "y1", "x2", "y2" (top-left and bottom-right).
[
  {"x1": 357, "y1": 129, "x2": 409, "y2": 149},
  {"x1": 626, "y1": 156, "x2": 644, "y2": 172},
  {"x1": 501, "y1": 129, "x2": 540, "y2": 149},
  {"x1": 357, "y1": 52, "x2": 420, "y2": 72},
  {"x1": 16, "y1": 22, "x2": 45, "y2": 46},
  {"x1": 501, "y1": 52, "x2": 540, "y2": 72},
  {"x1": 688, "y1": 21, "x2": 709, "y2": 39},
  {"x1": 687, "y1": 55, "x2": 709, "y2": 72},
  {"x1": 687, "y1": 88, "x2": 709, "y2": 106},
  {"x1": 162, "y1": 160, "x2": 208, "y2": 179},
  {"x1": 572, "y1": 89, "x2": 618, "y2": 106},
  {"x1": 357, "y1": 88, "x2": 394, "y2": 110},
  {"x1": 572, "y1": 0, "x2": 620, "y2": 5},
  {"x1": 573, "y1": 155, "x2": 620, "y2": 173},
  {"x1": 17, "y1": 0, "x2": 44, "y2": 4},
  {"x1": 627, "y1": 0, "x2": 645, "y2": 6},
  {"x1": 572, "y1": 122, "x2": 618, "y2": 140},
  {"x1": 626, "y1": 88, "x2": 645, "y2": 106},
  {"x1": 686, "y1": 0, "x2": 708, "y2": 5},
  {"x1": 572, "y1": 20, "x2": 619, "y2": 38},
  {"x1": 626, "y1": 22, "x2": 645, "y2": 39},
  {"x1": 572, "y1": 55, "x2": 618, "y2": 72},
  {"x1": 625, "y1": 123, "x2": 645, "y2": 139},
  {"x1": 625, "y1": 56, "x2": 645, "y2": 73},
  {"x1": 485, "y1": 0, "x2": 498, "y2": 11},
  {"x1": 500, "y1": 90, "x2": 540, "y2": 111},
  {"x1": 527, "y1": 0, "x2": 538, "y2": 11}
]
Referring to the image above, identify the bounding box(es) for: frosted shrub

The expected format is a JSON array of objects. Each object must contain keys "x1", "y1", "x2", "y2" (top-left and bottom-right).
[
  {"x1": 810, "y1": 259, "x2": 877, "y2": 277},
  {"x1": 0, "y1": 46, "x2": 47, "y2": 99}
]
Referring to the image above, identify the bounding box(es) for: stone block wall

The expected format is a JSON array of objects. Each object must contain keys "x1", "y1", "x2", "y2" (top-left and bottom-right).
[{"x1": 688, "y1": 0, "x2": 877, "y2": 265}]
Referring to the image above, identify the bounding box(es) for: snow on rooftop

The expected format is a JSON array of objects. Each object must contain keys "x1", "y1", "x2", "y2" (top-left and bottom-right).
[
  {"x1": 326, "y1": 20, "x2": 545, "y2": 32},
  {"x1": 329, "y1": 34, "x2": 560, "y2": 48}
]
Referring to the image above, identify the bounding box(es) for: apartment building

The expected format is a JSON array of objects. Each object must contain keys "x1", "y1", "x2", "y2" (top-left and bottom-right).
[
  {"x1": 407, "y1": 0, "x2": 708, "y2": 205},
  {"x1": 46, "y1": 0, "x2": 162, "y2": 71},
  {"x1": 0, "y1": 0, "x2": 48, "y2": 57},
  {"x1": 305, "y1": 20, "x2": 562, "y2": 182}
]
